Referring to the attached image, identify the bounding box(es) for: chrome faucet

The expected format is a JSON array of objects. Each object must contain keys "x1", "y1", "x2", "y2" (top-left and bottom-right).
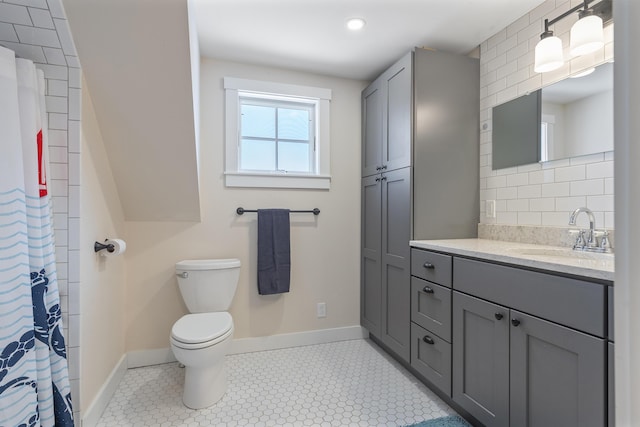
[{"x1": 568, "y1": 207, "x2": 612, "y2": 252}]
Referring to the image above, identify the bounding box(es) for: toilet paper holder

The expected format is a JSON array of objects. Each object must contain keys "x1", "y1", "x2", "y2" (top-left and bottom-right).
[{"x1": 94, "y1": 240, "x2": 115, "y2": 253}]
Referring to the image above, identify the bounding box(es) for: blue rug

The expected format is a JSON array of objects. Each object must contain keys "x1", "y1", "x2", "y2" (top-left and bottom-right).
[{"x1": 403, "y1": 414, "x2": 471, "y2": 427}]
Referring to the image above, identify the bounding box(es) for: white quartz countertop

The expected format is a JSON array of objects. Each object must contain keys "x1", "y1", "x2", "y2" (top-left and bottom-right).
[{"x1": 410, "y1": 238, "x2": 614, "y2": 282}]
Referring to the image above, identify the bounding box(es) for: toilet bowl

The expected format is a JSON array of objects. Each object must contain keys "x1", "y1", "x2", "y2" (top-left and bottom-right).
[
  {"x1": 170, "y1": 312, "x2": 234, "y2": 409},
  {"x1": 170, "y1": 259, "x2": 240, "y2": 409}
]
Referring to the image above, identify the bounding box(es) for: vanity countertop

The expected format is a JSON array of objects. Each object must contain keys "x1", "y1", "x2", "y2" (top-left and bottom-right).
[{"x1": 410, "y1": 238, "x2": 614, "y2": 282}]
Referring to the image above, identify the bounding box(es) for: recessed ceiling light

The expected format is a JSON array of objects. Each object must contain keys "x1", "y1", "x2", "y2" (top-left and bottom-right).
[{"x1": 346, "y1": 18, "x2": 366, "y2": 31}]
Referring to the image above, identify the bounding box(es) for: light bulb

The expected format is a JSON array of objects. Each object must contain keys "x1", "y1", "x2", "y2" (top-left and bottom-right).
[{"x1": 570, "y1": 14, "x2": 604, "y2": 56}]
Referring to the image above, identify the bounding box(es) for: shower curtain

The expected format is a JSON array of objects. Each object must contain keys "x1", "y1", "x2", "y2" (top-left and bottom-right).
[{"x1": 0, "y1": 46, "x2": 74, "y2": 426}]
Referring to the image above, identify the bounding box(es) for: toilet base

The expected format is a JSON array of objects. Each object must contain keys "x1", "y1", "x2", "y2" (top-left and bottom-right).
[{"x1": 182, "y1": 362, "x2": 227, "y2": 409}]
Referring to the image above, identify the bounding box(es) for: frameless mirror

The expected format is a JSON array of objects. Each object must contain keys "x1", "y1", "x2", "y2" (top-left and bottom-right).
[{"x1": 492, "y1": 62, "x2": 613, "y2": 170}]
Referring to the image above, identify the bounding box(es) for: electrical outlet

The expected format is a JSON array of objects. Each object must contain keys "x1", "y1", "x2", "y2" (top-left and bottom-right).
[
  {"x1": 317, "y1": 302, "x2": 326, "y2": 318},
  {"x1": 486, "y1": 200, "x2": 496, "y2": 218}
]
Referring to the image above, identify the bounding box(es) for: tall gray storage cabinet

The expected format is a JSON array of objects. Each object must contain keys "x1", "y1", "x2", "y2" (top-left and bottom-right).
[{"x1": 361, "y1": 48, "x2": 479, "y2": 363}]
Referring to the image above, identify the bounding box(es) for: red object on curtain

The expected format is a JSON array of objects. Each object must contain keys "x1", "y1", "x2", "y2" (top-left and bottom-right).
[{"x1": 37, "y1": 129, "x2": 47, "y2": 197}]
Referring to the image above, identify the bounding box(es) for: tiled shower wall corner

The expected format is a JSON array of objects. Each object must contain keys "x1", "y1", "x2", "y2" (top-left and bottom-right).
[
  {"x1": 479, "y1": 0, "x2": 615, "y2": 230},
  {"x1": 0, "y1": 0, "x2": 81, "y2": 423}
]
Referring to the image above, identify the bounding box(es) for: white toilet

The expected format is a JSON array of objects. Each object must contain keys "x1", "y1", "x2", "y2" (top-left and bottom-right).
[{"x1": 170, "y1": 258, "x2": 240, "y2": 409}]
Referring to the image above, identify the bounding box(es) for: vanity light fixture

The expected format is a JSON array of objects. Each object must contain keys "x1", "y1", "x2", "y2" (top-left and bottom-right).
[
  {"x1": 569, "y1": 67, "x2": 596, "y2": 78},
  {"x1": 534, "y1": 0, "x2": 612, "y2": 73}
]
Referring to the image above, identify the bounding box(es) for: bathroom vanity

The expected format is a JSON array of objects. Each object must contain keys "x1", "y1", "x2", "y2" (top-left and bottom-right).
[{"x1": 407, "y1": 239, "x2": 614, "y2": 427}]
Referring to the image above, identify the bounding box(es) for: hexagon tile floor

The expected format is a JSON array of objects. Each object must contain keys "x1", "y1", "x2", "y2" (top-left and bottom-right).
[{"x1": 96, "y1": 339, "x2": 457, "y2": 427}]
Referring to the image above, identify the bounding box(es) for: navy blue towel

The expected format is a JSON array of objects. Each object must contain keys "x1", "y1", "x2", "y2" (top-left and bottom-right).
[{"x1": 257, "y1": 209, "x2": 291, "y2": 295}]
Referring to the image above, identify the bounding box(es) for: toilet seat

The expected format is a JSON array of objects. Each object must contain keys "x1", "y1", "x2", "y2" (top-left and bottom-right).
[{"x1": 171, "y1": 312, "x2": 233, "y2": 350}]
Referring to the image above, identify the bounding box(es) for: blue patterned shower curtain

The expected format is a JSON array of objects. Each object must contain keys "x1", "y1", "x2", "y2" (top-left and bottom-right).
[{"x1": 0, "y1": 47, "x2": 74, "y2": 426}]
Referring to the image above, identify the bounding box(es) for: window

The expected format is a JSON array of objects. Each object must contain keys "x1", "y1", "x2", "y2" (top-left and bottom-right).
[{"x1": 224, "y1": 78, "x2": 331, "y2": 189}]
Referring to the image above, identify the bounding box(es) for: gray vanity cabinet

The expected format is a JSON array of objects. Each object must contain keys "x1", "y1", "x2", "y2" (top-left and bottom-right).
[
  {"x1": 361, "y1": 167, "x2": 411, "y2": 360},
  {"x1": 452, "y1": 256, "x2": 608, "y2": 427},
  {"x1": 453, "y1": 292, "x2": 510, "y2": 427},
  {"x1": 360, "y1": 48, "x2": 479, "y2": 365},
  {"x1": 361, "y1": 52, "x2": 412, "y2": 178},
  {"x1": 510, "y1": 311, "x2": 606, "y2": 427}
]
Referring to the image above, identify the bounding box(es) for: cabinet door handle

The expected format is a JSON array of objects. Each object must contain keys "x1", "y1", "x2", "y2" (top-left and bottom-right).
[
  {"x1": 495, "y1": 313, "x2": 503, "y2": 320},
  {"x1": 423, "y1": 335, "x2": 435, "y2": 345},
  {"x1": 422, "y1": 286, "x2": 434, "y2": 294},
  {"x1": 380, "y1": 176, "x2": 387, "y2": 181},
  {"x1": 376, "y1": 166, "x2": 383, "y2": 171},
  {"x1": 511, "y1": 318, "x2": 521, "y2": 327},
  {"x1": 381, "y1": 165, "x2": 387, "y2": 170},
  {"x1": 375, "y1": 177, "x2": 381, "y2": 182},
  {"x1": 423, "y1": 262, "x2": 434, "y2": 269}
]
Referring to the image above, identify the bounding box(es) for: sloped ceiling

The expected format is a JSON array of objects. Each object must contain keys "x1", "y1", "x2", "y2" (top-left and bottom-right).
[{"x1": 62, "y1": 0, "x2": 201, "y2": 222}]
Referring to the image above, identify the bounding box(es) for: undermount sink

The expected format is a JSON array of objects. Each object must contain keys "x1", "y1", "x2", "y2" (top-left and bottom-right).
[{"x1": 507, "y1": 247, "x2": 614, "y2": 260}]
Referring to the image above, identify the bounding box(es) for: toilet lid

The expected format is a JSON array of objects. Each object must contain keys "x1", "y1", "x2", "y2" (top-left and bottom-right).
[{"x1": 171, "y1": 312, "x2": 233, "y2": 344}]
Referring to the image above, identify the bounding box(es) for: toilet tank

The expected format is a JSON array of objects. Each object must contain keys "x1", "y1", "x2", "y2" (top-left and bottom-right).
[{"x1": 175, "y1": 259, "x2": 240, "y2": 313}]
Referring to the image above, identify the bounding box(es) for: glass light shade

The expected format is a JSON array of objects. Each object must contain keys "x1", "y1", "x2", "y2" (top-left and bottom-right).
[
  {"x1": 534, "y1": 36, "x2": 564, "y2": 73},
  {"x1": 570, "y1": 14, "x2": 604, "y2": 56}
]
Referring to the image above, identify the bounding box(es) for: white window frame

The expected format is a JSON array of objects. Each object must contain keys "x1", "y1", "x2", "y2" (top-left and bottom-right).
[{"x1": 224, "y1": 77, "x2": 331, "y2": 189}]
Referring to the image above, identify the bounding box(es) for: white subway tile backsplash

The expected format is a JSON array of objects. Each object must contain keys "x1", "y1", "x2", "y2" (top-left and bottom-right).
[
  {"x1": 570, "y1": 179, "x2": 604, "y2": 196},
  {"x1": 64, "y1": 54, "x2": 79, "y2": 68},
  {"x1": 555, "y1": 196, "x2": 586, "y2": 212},
  {"x1": 518, "y1": 212, "x2": 541, "y2": 225},
  {"x1": 497, "y1": 187, "x2": 518, "y2": 200},
  {"x1": 42, "y1": 46, "x2": 65, "y2": 65},
  {"x1": 45, "y1": 0, "x2": 66, "y2": 19},
  {"x1": 497, "y1": 211, "x2": 518, "y2": 225},
  {"x1": 486, "y1": 175, "x2": 507, "y2": 189},
  {"x1": 554, "y1": 165, "x2": 585, "y2": 182},
  {"x1": 0, "y1": 3, "x2": 32, "y2": 25},
  {"x1": 48, "y1": 112, "x2": 67, "y2": 129},
  {"x1": 517, "y1": 184, "x2": 541, "y2": 199},
  {"x1": 37, "y1": 62, "x2": 67, "y2": 79},
  {"x1": 4, "y1": 0, "x2": 48, "y2": 9},
  {"x1": 506, "y1": 14, "x2": 530, "y2": 39},
  {"x1": 52, "y1": 17, "x2": 75, "y2": 56},
  {"x1": 68, "y1": 119, "x2": 80, "y2": 153},
  {"x1": 45, "y1": 94, "x2": 67, "y2": 113},
  {"x1": 541, "y1": 182, "x2": 571, "y2": 197},
  {"x1": 528, "y1": 169, "x2": 554, "y2": 184},
  {"x1": 68, "y1": 87, "x2": 80, "y2": 120},
  {"x1": 46, "y1": 78, "x2": 66, "y2": 96},
  {"x1": 605, "y1": 178, "x2": 614, "y2": 195},
  {"x1": 0, "y1": 23, "x2": 19, "y2": 42},
  {"x1": 27, "y1": 7, "x2": 54, "y2": 28},
  {"x1": 586, "y1": 161, "x2": 614, "y2": 179},
  {"x1": 14, "y1": 24, "x2": 60, "y2": 47},
  {"x1": 569, "y1": 152, "x2": 605, "y2": 165},
  {"x1": 605, "y1": 212, "x2": 614, "y2": 230},
  {"x1": 587, "y1": 195, "x2": 614, "y2": 212},
  {"x1": 49, "y1": 161, "x2": 67, "y2": 180},
  {"x1": 529, "y1": 198, "x2": 555, "y2": 212},
  {"x1": 0, "y1": 40, "x2": 45, "y2": 62},
  {"x1": 507, "y1": 198, "x2": 529, "y2": 212},
  {"x1": 506, "y1": 172, "x2": 528, "y2": 187},
  {"x1": 68, "y1": 65, "x2": 80, "y2": 88}
]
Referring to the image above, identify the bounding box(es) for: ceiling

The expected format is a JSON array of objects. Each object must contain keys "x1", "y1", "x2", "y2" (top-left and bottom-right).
[
  {"x1": 62, "y1": 0, "x2": 546, "y2": 221},
  {"x1": 193, "y1": 0, "x2": 545, "y2": 81}
]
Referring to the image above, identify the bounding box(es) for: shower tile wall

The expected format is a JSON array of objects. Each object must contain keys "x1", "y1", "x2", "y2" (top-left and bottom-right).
[
  {"x1": 479, "y1": 0, "x2": 615, "y2": 230},
  {"x1": 0, "y1": 0, "x2": 81, "y2": 422}
]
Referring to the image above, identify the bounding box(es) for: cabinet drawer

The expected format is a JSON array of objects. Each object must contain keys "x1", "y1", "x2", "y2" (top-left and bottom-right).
[
  {"x1": 454, "y1": 257, "x2": 606, "y2": 337},
  {"x1": 411, "y1": 277, "x2": 451, "y2": 341},
  {"x1": 411, "y1": 322, "x2": 451, "y2": 396},
  {"x1": 411, "y1": 249, "x2": 452, "y2": 287}
]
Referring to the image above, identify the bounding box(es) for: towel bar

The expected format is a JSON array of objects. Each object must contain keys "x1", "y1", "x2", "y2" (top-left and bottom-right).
[{"x1": 236, "y1": 207, "x2": 320, "y2": 215}]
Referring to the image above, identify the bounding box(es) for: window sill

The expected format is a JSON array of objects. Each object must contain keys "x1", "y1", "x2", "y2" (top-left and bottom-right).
[{"x1": 224, "y1": 172, "x2": 331, "y2": 190}]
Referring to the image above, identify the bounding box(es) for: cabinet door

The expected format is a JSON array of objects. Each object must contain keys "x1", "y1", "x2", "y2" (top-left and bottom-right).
[
  {"x1": 510, "y1": 310, "x2": 606, "y2": 427},
  {"x1": 608, "y1": 342, "x2": 614, "y2": 427},
  {"x1": 361, "y1": 175, "x2": 382, "y2": 335},
  {"x1": 383, "y1": 52, "x2": 412, "y2": 172},
  {"x1": 380, "y1": 167, "x2": 411, "y2": 361},
  {"x1": 453, "y1": 292, "x2": 509, "y2": 427},
  {"x1": 362, "y1": 80, "x2": 384, "y2": 177}
]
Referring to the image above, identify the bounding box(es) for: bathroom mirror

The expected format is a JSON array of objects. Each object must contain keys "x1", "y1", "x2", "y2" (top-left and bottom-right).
[{"x1": 492, "y1": 62, "x2": 613, "y2": 170}]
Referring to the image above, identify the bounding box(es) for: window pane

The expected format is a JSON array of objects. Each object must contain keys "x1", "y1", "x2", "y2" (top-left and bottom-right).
[
  {"x1": 278, "y1": 141, "x2": 311, "y2": 172},
  {"x1": 278, "y1": 108, "x2": 309, "y2": 140},
  {"x1": 241, "y1": 104, "x2": 275, "y2": 138},
  {"x1": 240, "y1": 139, "x2": 275, "y2": 171}
]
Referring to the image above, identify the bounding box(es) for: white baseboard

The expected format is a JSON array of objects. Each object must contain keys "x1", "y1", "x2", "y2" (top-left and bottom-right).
[
  {"x1": 229, "y1": 325, "x2": 367, "y2": 354},
  {"x1": 127, "y1": 347, "x2": 177, "y2": 368},
  {"x1": 81, "y1": 354, "x2": 127, "y2": 427}
]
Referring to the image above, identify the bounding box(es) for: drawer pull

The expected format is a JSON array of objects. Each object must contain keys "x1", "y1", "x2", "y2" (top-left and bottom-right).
[
  {"x1": 495, "y1": 313, "x2": 503, "y2": 320},
  {"x1": 422, "y1": 286, "x2": 434, "y2": 294},
  {"x1": 423, "y1": 335, "x2": 435, "y2": 345},
  {"x1": 423, "y1": 262, "x2": 435, "y2": 269},
  {"x1": 511, "y1": 318, "x2": 521, "y2": 327}
]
